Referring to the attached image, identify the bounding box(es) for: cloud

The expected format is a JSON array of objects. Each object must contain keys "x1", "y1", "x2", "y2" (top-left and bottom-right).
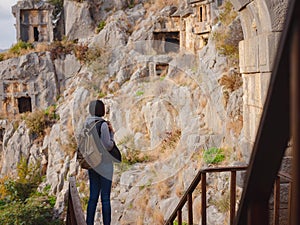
[
  {"x1": 0, "y1": 19, "x2": 16, "y2": 49},
  {"x1": 0, "y1": 0, "x2": 18, "y2": 49}
]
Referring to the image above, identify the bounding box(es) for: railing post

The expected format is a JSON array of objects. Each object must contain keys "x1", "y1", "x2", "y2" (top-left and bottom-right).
[
  {"x1": 288, "y1": 182, "x2": 292, "y2": 225},
  {"x1": 188, "y1": 193, "x2": 193, "y2": 225},
  {"x1": 177, "y1": 209, "x2": 182, "y2": 225},
  {"x1": 273, "y1": 176, "x2": 280, "y2": 225},
  {"x1": 164, "y1": 166, "x2": 247, "y2": 225},
  {"x1": 201, "y1": 172, "x2": 207, "y2": 225},
  {"x1": 230, "y1": 171, "x2": 236, "y2": 225}
]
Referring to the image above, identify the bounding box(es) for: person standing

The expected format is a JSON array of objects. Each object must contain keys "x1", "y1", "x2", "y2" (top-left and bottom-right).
[{"x1": 86, "y1": 100, "x2": 115, "y2": 225}]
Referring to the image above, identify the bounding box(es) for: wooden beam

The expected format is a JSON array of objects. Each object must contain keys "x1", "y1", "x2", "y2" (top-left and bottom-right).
[
  {"x1": 67, "y1": 176, "x2": 87, "y2": 225},
  {"x1": 290, "y1": 3, "x2": 300, "y2": 224}
]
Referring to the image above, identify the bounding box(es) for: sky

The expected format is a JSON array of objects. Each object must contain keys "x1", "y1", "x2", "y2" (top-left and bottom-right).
[{"x1": 0, "y1": 0, "x2": 18, "y2": 50}]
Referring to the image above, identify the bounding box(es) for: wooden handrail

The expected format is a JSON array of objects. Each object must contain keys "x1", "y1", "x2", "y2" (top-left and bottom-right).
[
  {"x1": 164, "y1": 166, "x2": 247, "y2": 225},
  {"x1": 165, "y1": 166, "x2": 293, "y2": 225},
  {"x1": 66, "y1": 176, "x2": 87, "y2": 225}
]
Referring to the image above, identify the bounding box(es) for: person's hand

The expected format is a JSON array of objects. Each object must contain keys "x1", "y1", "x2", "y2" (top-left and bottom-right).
[{"x1": 107, "y1": 121, "x2": 115, "y2": 134}]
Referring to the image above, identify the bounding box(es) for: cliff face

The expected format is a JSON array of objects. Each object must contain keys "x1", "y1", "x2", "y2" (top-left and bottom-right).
[{"x1": 0, "y1": 0, "x2": 244, "y2": 224}]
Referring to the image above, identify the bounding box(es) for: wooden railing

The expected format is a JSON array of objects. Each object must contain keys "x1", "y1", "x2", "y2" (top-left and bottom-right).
[
  {"x1": 164, "y1": 166, "x2": 247, "y2": 225},
  {"x1": 66, "y1": 176, "x2": 87, "y2": 225},
  {"x1": 165, "y1": 166, "x2": 293, "y2": 225}
]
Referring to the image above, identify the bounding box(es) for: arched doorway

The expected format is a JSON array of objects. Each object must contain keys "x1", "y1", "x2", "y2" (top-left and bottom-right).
[{"x1": 231, "y1": 0, "x2": 289, "y2": 159}]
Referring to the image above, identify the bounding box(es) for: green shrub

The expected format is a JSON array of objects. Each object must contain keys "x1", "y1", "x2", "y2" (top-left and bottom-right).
[
  {"x1": 24, "y1": 106, "x2": 59, "y2": 137},
  {"x1": 0, "y1": 53, "x2": 4, "y2": 62},
  {"x1": 218, "y1": 1, "x2": 237, "y2": 26},
  {"x1": 136, "y1": 90, "x2": 144, "y2": 96},
  {"x1": 173, "y1": 221, "x2": 187, "y2": 225},
  {"x1": 96, "y1": 20, "x2": 106, "y2": 34},
  {"x1": 98, "y1": 92, "x2": 107, "y2": 98},
  {"x1": 213, "y1": 0, "x2": 242, "y2": 66},
  {"x1": 128, "y1": 0, "x2": 136, "y2": 8},
  {"x1": 24, "y1": 110, "x2": 47, "y2": 136},
  {"x1": 9, "y1": 41, "x2": 33, "y2": 55},
  {"x1": 203, "y1": 147, "x2": 225, "y2": 164},
  {"x1": 44, "y1": 105, "x2": 60, "y2": 120},
  {"x1": 0, "y1": 157, "x2": 42, "y2": 202},
  {"x1": 0, "y1": 195, "x2": 62, "y2": 225},
  {"x1": 0, "y1": 157, "x2": 61, "y2": 224},
  {"x1": 122, "y1": 148, "x2": 149, "y2": 165}
]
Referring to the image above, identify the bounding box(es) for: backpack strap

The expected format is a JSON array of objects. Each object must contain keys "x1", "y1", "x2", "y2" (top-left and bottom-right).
[{"x1": 94, "y1": 120, "x2": 106, "y2": 137}]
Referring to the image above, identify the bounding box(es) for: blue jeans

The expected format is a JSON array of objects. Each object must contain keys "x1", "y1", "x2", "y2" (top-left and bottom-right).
[{"x1": 87, "y1": 169, "x2": 112, "y2": 225}]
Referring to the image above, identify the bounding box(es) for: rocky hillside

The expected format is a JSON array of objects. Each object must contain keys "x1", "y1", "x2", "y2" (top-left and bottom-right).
[{"x1": 0, "y1": 0, "x2": 245, "y2": 224}]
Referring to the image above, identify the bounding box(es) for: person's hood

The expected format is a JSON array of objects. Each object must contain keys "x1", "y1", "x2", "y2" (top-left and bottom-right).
[{"x1": 85, "y1": 116, "x2": 105, "y2": 125}]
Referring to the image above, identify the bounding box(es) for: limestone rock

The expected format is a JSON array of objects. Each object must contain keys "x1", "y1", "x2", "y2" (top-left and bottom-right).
[
  {"x1": 89, "y1": 11, "x2": 131, "y2": 49},
  {"x1": 1, "y1": 121, "x2": 31, "y2": 175},
  {"x1": 54, "y1": 54, "x2": 81, "y2": 91},
  {"x1": 64, "y1": 0, "x2": 95, "y2": 40},
  {"x1": 0, "y1": 52, "x2": 59, "y2": 114}
]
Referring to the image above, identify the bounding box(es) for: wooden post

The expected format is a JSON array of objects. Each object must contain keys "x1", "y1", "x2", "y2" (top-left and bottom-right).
[
  {"x1": 273, "y1": 176, "x2": 280, "y2": 225},
  {"x1": 230, "y1": 171, "x2": 237, "y2": 225},
  {"x1": 201, "y1": 172, "x2": 207, "y2": 225}
]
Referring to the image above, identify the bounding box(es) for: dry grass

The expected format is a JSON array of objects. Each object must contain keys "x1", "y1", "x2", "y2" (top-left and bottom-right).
[
  {"x1": 0, "y1": 40, "x2": 87, "y2": 63},
  {"x1": 147, "y1": 0, "x2": 178, "y2": 9},
  {"x1": 152, "y1": 207, "x2": 164, "y2": 224},
  {"x1": 155, "y1": 181, "x2": 170, "y2": 199},
  {"x1": 144, "y1": 0, "x2": 178, "y2": 16},
  {"x1": 226, "y1": 115, "x2": 243, "y2": 137},
  {"x1": 0, "y1": 41, "x2": 34, "y2": 61},
  {"x1": 61, "y1": 134, "x2": 77, "y2": 158},
  {"x1": 136, "y1": 216, "x2": 144, "y2": 225},
  {"x1": 174, "y1": 174, "x2": 184, "y2": 197},
  {"x1": 218, "y1": 71, "x2": 242, "y2": 93},
  {"x1": 218, "y1": 70, "x2": 242, "y2": 108},
  {"x1": 35, "y1": 43, "x2": 50, "y2": 52},
  {"x1": 211, "y1": 191, "x2": 231, "y2": 213},
  {"x1": 134, "y1": 191, "x2": 149, "y2": 209},
  {"x1": 170, "y1": 70, "x2": 199, "y2": 91},
  {"x1": 0, "y1": 42, "x2": 52, "y2": 62},
  {"x1": 60, "y1": 118, "x2": 77, "y2": 158},
  {"x1": 155, "y1": 129, "x2": 181, "y2": 158},
  {"x1": 193, "y1": 196, "x2": 202, "y2": 223}
]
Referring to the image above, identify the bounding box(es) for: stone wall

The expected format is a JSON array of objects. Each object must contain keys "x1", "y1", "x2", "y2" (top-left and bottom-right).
[{"x1": 232, "y1": 0, "x2": 289, "y2": 159}]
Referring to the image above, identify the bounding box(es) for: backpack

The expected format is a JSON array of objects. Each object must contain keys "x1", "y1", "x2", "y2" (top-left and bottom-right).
[{"x1": 77, "y1": 120, "x2": 105, "y2": 170}]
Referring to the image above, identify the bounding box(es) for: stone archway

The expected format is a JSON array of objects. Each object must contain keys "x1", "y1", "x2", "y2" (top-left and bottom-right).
[{"x1": 230, "y1": 0, "x2": 289, "y2": 159}]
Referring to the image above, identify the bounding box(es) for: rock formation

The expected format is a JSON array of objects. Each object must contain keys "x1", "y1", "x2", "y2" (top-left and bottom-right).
[{"x1": 0, "y1": 0, "x2": 288, "y2": 224}]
